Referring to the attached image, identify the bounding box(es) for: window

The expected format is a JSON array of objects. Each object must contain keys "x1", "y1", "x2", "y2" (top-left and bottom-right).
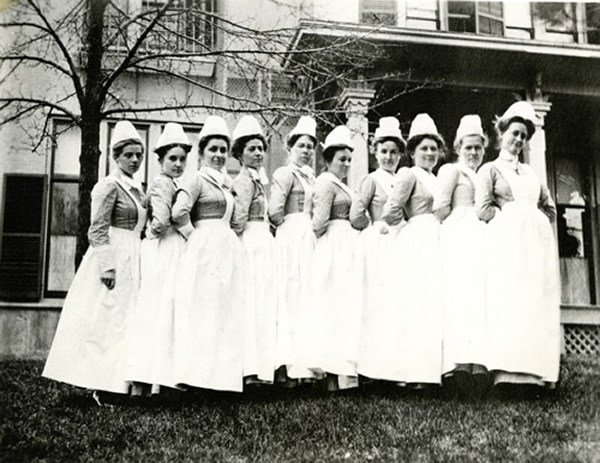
[
  {"x1": 360, "y1": 0, "x2": 397, "y2": 26},
  {"x1": 534, "y1": 2, "x2": 575, "y2": 35},
  {"x1": 447, "y1": 1, "x2": 504, "y2": 36},
  {"x1": 106, "y1": 0, "x2": 217, "y2": 53},
  {"x1": 0, "y1": 175, "x2": 47, "y2": 301},
  {"x1": 585, "y1": 3, "x2": 600, "y2": 44},
  {"x1": 555, "y1": 154, "x2": 596, "y2": 304},
  {"x1": 45, "y1": 121, "x2": 80, "y2": 297}
]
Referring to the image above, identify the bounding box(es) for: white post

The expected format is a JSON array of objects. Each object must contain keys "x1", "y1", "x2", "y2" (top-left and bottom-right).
[
  {"x1": 526, "y1": 99, "x2": 552, "y2": 186},
  {"x1": 340, "y1": 87, "x2": 375, "y2": 190}
]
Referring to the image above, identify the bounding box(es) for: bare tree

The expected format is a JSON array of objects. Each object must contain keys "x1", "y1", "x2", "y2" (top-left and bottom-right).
[{"x1": 0, "y1": 0, "x2": 421, "y2": 265}]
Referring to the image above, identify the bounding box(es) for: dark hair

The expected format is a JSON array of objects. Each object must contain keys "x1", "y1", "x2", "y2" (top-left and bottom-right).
[
  {"x1": 112, "y1": 139, "x2": 144, "y2": 159},
  {"x1": 155, "y1": 143, "x2": 192, "y2": 162},
  {"x1": 495, "y1": 116, "x2": 535, "y2": 141},
  {"x1": 287, "y1": 133, "x2": 317, "y2": 150},
  {"x1": 322, "y1": 145, "x2": 352, "y2": 164},
  {"x1": 198, "y1": 135, "x2": 230, "y2": 155},
  {"x1": 406, "y1": 134, "x2": 446, "y2": 159},
  {"x1": 231, "y1": 135, "x2": 267, "y2": 161},
  {"x1": 374, "y1": 136, "x2": 406, "y2": 153}
]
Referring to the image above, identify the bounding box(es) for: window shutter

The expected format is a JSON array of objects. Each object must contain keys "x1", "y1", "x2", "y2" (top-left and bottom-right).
[{"x1": 0, "y1": 175, "x2": 47, "y2": 301}]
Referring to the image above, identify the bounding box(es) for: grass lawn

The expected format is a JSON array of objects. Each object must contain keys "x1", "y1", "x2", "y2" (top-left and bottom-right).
[{"x1": 1, "y1": 357, "x2": 599, "y2": 462}]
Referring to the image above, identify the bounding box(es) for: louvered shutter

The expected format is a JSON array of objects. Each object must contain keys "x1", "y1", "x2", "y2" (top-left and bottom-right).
[{"x1": 0, "y1": 175, "x2": 47, "y2": 301}]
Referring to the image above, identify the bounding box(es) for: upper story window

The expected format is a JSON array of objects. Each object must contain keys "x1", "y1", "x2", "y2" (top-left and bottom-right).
[
  {"x1": 447, "y1": 1, "x2": 504, "y2": 37},
  {"x1": 585, "y1": 3, "x2": 600, "y2": 44},
  {"x1": 534, "y1": 2, "x2": 575, "y2": 35},
  {"x1": 142, "y1": 0, "x2": 216, "y2": 53},
  {"x1": 106, "y1": 0, "x2": 216, "y2": 53},
  {"x1": 360, "y1": 0, "x2": 397, "y2": 26}
]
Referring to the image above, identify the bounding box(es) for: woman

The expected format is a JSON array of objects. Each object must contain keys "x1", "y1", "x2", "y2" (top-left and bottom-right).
[
  {"x1": 269, "y1": 116, "x2": 317, "y2": 383},
  {"x1": 303, "y1": 125, "x2": 361, "y2": 390},
  {"x1": 171, "y1": 115, "x2": 244, "y2": 393},
  {"x1": 433, "y1": 115, "x2": 488, "y2": 388},
  {"x1": 43, "y1": 121, "x2": 147, "y2": 403},
  {"x1": 351, "y1": 117, "x2": 406, "y2": 381},
  {"x1": 476, "y1": 101, "x2": 560, "y2": 388},
  {"x1": 126, "y1": 123, "x2": 191, "y2": 391},
  {"x1": 382, "y1": 113, "x2": 444, "y2": 387},
  {"x1": 231, "y1": 116, "x2": 277, "y2": 386}
]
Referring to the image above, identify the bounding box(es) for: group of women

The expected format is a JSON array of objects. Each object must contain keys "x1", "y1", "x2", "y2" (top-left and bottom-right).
[{"x1": 43, "y1": 100, "x2": 561, "y2": 402}]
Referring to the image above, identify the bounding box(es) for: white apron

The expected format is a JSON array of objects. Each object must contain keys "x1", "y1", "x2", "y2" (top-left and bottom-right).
[
  {"x1": 440, "y1": 164, "x2": 488, "y2": 374},
  {"x1": 172, "y1": 171, "x2": 245, "y2": 392},
  {"x1": 274, "y1": 166, "x2": 316, "y2": 380},
  {"x1": 43, "y1": 178, "x2": 146, "y2": 394},
  {"x1": 485, "y1": 161, "x2": 561, "y2": 384}
]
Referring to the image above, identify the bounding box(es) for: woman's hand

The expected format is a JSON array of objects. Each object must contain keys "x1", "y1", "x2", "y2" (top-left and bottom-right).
[{"x1": 101, "y1": 269, "x2": 116, "y2": 290}]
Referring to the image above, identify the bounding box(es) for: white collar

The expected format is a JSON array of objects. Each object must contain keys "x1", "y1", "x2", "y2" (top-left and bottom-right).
[
  {"x1": 116, "y1": 171, "x2": 143, "y2": 193},
  {"x1": 290, "y1": 162, "x2": 315, "y2": 180}
]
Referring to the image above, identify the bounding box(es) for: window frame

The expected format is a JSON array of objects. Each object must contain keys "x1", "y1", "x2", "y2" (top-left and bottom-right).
[
  {"x1": 359, "y1": 0, "x2": 398, "y2": 27},
  {"x1": 446, "y1": 0, "x2": 505, "y2": 37}
]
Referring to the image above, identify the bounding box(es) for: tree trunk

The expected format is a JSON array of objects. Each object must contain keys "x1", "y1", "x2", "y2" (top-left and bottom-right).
[
  {"x1": 75, "y1": 0, "x2": 109, "y2": 267},
  {"x1": 75, "y1": 118, "x2": 101, "y2": 267}
]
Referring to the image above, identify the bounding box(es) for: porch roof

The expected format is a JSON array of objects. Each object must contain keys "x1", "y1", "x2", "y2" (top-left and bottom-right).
[{"x1": 288, "y1": 19, "x2": 600, "y2": 97}]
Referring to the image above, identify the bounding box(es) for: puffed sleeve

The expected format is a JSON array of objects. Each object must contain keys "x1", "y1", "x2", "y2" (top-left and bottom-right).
[
  {"x1": 148, "y1": 176, "x2": 176, "y2": 239},
  {"x1": 312, "y1": 177, "x2": 335, "y2": 238},
  {"x1": 87, "y1": 178, "x2": 118, "y2": 272},
  {"x1": 382, "y1": 168, "x2": 414, "y2": 226},
  {"x1": 475, "y1": 163, "x2": 499, "y2": 222},
  {"x1": 538, "y1": 183, "x2": 557, "y2": 222},
  {"x1": 172, "y1": 173, "x2": 203, "y2": 239},
  {"x1": 433, "y1": 163, "x2": 459, "y2": 222},
  {"x1": 268, "y1": 167, "x2": 293, "y2": 227},
  {"x1": 231, "y1": 173, "x2": 254, "y2": 235},
  {"x1": 350, "y1": 175, "x2": 376, "y2": 230}
]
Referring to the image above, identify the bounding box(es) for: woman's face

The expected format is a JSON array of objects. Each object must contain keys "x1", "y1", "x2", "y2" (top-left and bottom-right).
[
  {"x1": 327, "y1": 148, "x2": 352, "y2": 180},
  {"x1": 115, "y1": 143, "x2": 143, "y2": 177},
  {"x1": 161, "y1": 146, "x2": 187, "y2": 179},
  {"x1": 376, "y1": 140, "x2": 402, "y2": 174},
  {"x1": 241, "y1": 138, "x2": 265, "y2": 170},
  {"x1": 201, "y1": 138, "x2": 228, "y2": 170},
  {"x1": 501, "y1": 121, "x2": 528, "y2": 156},
  {"x1": 458, "y1": 135, "x2": 484, "y2": 171},
  {"x1": 412, "y1": 137, "x2": 439, "y2": 173},
  {"x1": 289, "y1": 135, "x2": 315, "y2": 167}
]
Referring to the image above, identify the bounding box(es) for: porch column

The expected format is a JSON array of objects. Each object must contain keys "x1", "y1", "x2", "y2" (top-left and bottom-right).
[
  {"x1": 340, "y1": 86, "x2": 375, "y2": 189},
  {"x1": 526, "y1": 100, "x2": 552, "y2": 186}
]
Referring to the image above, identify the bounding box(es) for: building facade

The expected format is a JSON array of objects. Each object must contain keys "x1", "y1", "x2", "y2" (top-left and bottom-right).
[{"x1": 1, "y1": 0, "x2": 600, "y2": 358}]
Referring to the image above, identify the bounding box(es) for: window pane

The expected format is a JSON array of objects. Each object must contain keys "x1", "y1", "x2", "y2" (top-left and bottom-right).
[
  {"x1": 54, "y1": 123, "x2": 81, "y2": 177},
  {"x1": 448, "y1": 1, "x2": 476, "y2": 32},
  {"x1": 361, "y1": 0, "x2": 397, "y2": 25},
  {"x1": 586, "y1": 3, "x2": 600, "y2": 44},
  {"x1": 47, "y1": 182, "x2": 78, "y2": 293}
]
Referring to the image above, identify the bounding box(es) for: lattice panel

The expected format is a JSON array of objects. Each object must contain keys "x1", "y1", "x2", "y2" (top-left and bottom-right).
[{"x1": 564, "y1": 324, "x2": 600, "y2": 355}]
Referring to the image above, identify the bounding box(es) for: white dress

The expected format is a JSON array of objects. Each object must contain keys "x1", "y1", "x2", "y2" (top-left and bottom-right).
[
  {"x1": 382, "y1": 166, "x2": 443, "y2": 384},
  {"x1": 125, "y1": 174, "x2": 185, "y2": 389},
  {"x1": 171, "y1": 167, "x2": 245, "y2": 392},
  {"x1": 43, "y1": 173, "x2": 146, "y2": 394},
  {"x1": 269, "y1": 164, "x2": 316, "y2": 380},
  {"x1": 435, "y1": 163, "x2": 487, "y2": 374},
  {"x1": 301, "y1": 172, "x2": 361, "y2": 383},
  {"x1": 232, "y1": 166, "x2": 278, "y2": 384},
  {"x1": 351, "y1": 169, "x2": 405, "y2": 381},
  {"x1": 477, "y1": 158, "x2": 560, "y2": 385}
]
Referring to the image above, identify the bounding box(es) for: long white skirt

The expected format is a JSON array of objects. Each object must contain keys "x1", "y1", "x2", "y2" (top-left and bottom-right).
[
  {"x1": 301, "y1": 220, "x2": 361, "y2": 377},
  {"x1": 240, "y1": 221, "x2": 278, "y2": 383},
  {"x1": 274, "y1": 213, "x2": 316, "y2": 379},
  {"x1": 43, "y1": 227, "x2": 141, "y2": 394},
  {"x1": 440, "y1": 206, "x2": 487, "y2": 374},
  {"x1": 125, "y1": 228, "x2": 185, "y2": 388},
  {"x1": 172, "y1": 220, "x2": 244, "y2": 392},
  {"x1": 357, "y1": 221, "x2": 405, "y2": 380},
  {"x1": 485, "y1": 202, "x2": 561, "y2": 384},
  {"x1": 388, "y1": 214, "x2": 443, "y2": 384}
]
